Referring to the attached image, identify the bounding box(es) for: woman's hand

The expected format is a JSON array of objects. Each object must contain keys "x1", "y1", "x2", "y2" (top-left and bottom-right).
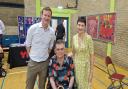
[{"x1": 67, "y1": 52, "x2": 73, "y2": 57}]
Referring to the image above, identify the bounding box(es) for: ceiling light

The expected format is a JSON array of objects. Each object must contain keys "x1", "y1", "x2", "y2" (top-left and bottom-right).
[{"x1": 57, "y1": 6, "x2": 63, "y2": 9}]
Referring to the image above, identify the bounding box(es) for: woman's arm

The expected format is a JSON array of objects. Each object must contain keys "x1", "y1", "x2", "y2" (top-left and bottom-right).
[
  {"x1": 89, "y1": 54, "x2": 95, "y2": 83},
  {"x1": 88, "y1": 35, "x2": 95, "y2": 84}
]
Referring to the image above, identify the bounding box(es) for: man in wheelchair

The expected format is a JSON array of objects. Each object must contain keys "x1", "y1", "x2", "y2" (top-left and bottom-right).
[{"x1": 48, "y1": 40, "x2": 75, "y2": 89}]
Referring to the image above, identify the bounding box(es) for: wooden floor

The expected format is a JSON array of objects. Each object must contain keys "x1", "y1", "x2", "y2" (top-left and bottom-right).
[{"x1": 0, "y1": 53, "x2": 128, "y2": 89}]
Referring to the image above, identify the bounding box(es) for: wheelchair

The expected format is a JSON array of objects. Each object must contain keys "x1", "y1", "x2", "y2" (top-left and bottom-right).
[{"x1": 0, "y1": 52, "x2": 6, "y2": 77}]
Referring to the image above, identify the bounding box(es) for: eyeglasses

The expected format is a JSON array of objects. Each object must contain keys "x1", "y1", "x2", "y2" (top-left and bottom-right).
[{"x1": 56, "y1": 48, "x2": 64, "y2": 51}]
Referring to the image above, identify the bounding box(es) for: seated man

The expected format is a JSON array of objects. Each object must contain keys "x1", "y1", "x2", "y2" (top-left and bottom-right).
[{"x1": 48, "y1": 40, "x2": 74, "y2": 89}]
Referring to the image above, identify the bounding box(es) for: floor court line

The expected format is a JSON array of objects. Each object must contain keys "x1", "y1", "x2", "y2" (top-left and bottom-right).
[
  {"x1": 6, "y1": 71, "x2": 26, "y2": 75},
  {"x1": 0, "y1": 77, "x2": 6, "y2": 89}
]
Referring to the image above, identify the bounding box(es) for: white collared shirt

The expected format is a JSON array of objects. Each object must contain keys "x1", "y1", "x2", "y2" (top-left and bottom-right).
[
  {"x1": 0, "y1": 20, "x2": 5, "y2": 34},
  {"x1": 25, "y1": 22, "x2": 56, "y2": 62}
]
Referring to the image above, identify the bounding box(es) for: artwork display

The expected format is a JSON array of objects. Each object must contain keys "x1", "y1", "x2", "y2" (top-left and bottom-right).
[
  {"x1": 18, "y1": 16, "x2": 41, "y2": 44},
  {"x1": 98, "y1": 13, "x2": 116, "y2": 42},
  {"x1": 86, "y1": 13, "x2": 116, "y2": 43},
  {"x1": 87, "y1": 15, "x2": 99, "y2": 39},
  {"x1": 24, "y1": 17, "x2": 33, "y2": 36},
  {"x1": 18, "y1": 16, "x2": 25, "y2": 38}
]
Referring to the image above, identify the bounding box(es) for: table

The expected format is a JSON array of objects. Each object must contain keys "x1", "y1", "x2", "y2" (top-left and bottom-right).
[
  {"x1": 8, "y1": 46, "x2": 29, "y2": 68},
  {"x1": 3, "y1": 47, "x2": 9, "y2": 52}
]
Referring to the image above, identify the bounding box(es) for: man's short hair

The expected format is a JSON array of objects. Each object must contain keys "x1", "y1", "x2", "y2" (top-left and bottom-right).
[
  {"x1": 55, "y1": 40, "x2": 65, "y2": 48},
  {"x1": 41, "y1": 7, "x2": 52, "y2": 15}
]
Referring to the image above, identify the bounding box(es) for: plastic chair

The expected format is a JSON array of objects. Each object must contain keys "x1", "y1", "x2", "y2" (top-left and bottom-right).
[{"x1": 105, "y1": 56, "x2": 126, "y2": 89}]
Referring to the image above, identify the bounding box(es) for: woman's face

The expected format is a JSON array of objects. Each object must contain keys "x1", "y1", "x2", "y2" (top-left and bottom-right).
[{"x1": 77, "y1": 21, "x2": 86, "y2": 34}]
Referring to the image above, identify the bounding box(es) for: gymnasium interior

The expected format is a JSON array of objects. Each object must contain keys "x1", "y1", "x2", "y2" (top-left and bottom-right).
[{"x1": 0, "y1": 0, "x2": 128, "y2": 89}]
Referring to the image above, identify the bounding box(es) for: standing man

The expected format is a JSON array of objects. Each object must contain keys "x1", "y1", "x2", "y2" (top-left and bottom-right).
[
  {"x1": 56, "y1": 19, "x2": 65, "y2": 41},
  {"x1": 25, "y1": 7, "x2": 56, "y2": 89},
  {"x1": 0, "y1": 20, "x2": 5, "y2": 46}
]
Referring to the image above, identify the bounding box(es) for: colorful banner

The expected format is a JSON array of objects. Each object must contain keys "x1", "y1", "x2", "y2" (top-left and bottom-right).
[
  {"x1": 98, "y1": 13, "x2": 116, "y2": 42},
  {"x1": 87, "y1": 15, "x2": 99, "y2": 39}
]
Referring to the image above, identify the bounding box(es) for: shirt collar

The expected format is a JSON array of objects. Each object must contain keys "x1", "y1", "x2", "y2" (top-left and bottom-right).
[
  {"x1": 54, "y1": 55, "x2": 67, "y2": 64},
  {"x1": 39, "y1": 22, "x2": 50, "y2": 31}
]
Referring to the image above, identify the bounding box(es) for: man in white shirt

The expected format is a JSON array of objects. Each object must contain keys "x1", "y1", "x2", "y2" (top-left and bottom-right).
[
  {"x1": 0, "y1": 20, "x2": 5, "y2": 46},
  {"x1": 25, "y1": 7, "x2": 56, "y2": 89}
]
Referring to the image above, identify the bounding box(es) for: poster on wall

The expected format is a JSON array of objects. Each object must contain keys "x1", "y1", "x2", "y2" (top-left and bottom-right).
[
  {"x1": 87, "y1": 15, "x2": 99, "y2": 39},
  {"x1": 18, "y1": 16, "x2": 41, "y2": 44},
  {"x1": 98, "y1": 13, "x2": 116, "y2": 42},
  {"x1": 18, "y1": 16, "x2": 25, "y2": 38},
  {"x1": 24, "y1": 17, "x2": 33, "y2": 36}
]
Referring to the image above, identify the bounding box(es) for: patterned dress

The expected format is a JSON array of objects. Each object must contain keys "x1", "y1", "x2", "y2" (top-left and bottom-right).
[
  {"x1": 72, "y1": 34, "x2": 94, "y2": 89},
  {"x1": 48, "y1": 55, "x2": 74, "y2": 89}
]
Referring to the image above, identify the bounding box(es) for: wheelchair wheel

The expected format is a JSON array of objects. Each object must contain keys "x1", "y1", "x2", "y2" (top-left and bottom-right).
[{"x1": 1, "y1": 68, "x2": 6, "y2": 77}]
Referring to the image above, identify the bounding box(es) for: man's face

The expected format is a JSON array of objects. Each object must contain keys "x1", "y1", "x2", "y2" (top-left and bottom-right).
[
  {"x1": 41, "y1": 10, "x2": 52, "y2": 27},
  {"x1": 55, "y1": 43, "x2": 65, "y2": 59}
]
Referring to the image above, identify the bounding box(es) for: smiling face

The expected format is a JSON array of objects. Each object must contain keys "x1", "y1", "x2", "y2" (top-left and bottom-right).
[
  {"x1": 77, "y1": 21, "x2": 86, "y2": 34},
  {"x1": 41, "y1": 10, "x2": 52, "y2": 28},
  {"x1": 54, "y1": 43, "x2": 65, "y2": 59}
]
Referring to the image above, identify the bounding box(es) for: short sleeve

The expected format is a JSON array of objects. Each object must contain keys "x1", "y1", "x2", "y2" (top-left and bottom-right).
[
  {"x1": 48, "y1": 59, "x2": 57, "y2": 77},
  {"x1": 48, "y1": 59, "x2": 54, "y2": 77},
  {"x1": 68, "y1": 57, "x2": 75, "y2": 76}
]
